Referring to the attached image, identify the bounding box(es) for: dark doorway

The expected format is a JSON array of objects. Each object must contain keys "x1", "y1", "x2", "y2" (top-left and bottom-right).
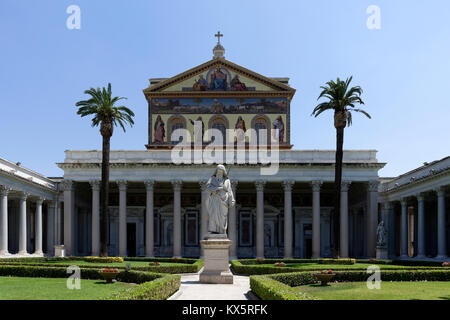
[
  {"x1": 127, "y1": 223, "x2": 136, "y2": 257},
  {"x1": 304, "y1": 224, "x2": 312, "y2": 258}
]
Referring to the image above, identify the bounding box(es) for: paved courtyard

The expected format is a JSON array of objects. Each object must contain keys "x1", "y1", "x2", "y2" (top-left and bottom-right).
[{"x1": 170, "y1": 273, "x2": 252, "y2": 300}]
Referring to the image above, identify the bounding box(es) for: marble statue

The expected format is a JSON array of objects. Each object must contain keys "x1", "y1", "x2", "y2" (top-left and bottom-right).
[
  {"x1": 376, "y1": 221, "x2": 387, "y2": 247},
  {"x1": 206, "y1": 164, "x2": 235, "y2": 235}
]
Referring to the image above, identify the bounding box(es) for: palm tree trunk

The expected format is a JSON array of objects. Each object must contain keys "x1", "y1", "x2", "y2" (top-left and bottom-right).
[
  {"x1": 100, "y1": 134, "x2": 110, "y2": 257},
  {"x1": 333, "y1": 127, "x2": 344, "y2": 258}
]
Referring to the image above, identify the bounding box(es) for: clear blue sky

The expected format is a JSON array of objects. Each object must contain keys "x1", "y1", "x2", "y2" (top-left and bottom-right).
[{"x1": 1, "y1": 0, "x2": 449, "y2": 178}]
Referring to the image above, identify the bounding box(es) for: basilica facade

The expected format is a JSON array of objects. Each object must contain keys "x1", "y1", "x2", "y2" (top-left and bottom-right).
[{"x1": 0, "y1": 39, "x2": 448, "y2": 260}]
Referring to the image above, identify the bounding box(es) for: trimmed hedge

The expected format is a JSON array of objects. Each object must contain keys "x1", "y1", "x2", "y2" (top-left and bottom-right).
[
  {"x1": 0, "y1": 257, "x2": 203, "y2": 274},
  {"x1": 0, "y1": 265, "x2": 160, "y2": 282},
  {"x1": 84, "y1": 256, "x2": 124, "y2": 263},
  {"x1": 232, "y1": 259, "x2": 442, "y2": 275},
  {"x1": 0, "y1": 265, "x2": 179, "y2": 300},
  {"x1": 249, "y1": 275, "x2": 316, "y2": 300},
  {"x1": 0, "y1": 257, "x2": 78, "y2": 263},
  {"x1": 124, "y1": 257, "x2": 198, "y2": 264},
  {"x1": 250, "y1": 269, "x2": 450, "y2": 300},
  {"x1": 232, "y1": 260, "x2": 308, "y2": 275},
  {"x1": 107, "y1": 274, "x2": 181, "y2": 300},
  {"x1": 319, "y1": 258, "x2": 355, "y2": 265}
]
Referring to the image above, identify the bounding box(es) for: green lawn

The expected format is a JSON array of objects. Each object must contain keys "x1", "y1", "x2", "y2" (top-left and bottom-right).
[
  {"x1": 257, "y1": 263, "x2": 422, "y2": 270},
  {"x1": 0, "y1": 276, "x2": 135, "y2": 300},
  {"x1": 296, "y1": 281, "x2": 450, "y2": 300}
]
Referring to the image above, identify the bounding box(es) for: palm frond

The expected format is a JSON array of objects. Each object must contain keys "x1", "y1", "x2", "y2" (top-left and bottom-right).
[{"x1": 75, "y1": 83, "x2": 135, "y2": 134}]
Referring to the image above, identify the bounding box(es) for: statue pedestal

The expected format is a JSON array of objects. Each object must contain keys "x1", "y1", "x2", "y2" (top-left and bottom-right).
[
  {"x1": 54, "y1": 245, "x2": 65, "y2": 257},
  {"x1": 376, "y1": 246, "x2": 388, "y2": 259},
  {"x1": 200, "y1": 236, "x2": 233, "y2": 284}
]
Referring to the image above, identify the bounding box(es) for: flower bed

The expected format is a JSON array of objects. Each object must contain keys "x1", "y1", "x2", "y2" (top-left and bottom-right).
[
  {"x1": 84, "y1": 256, "x2": 124, "y2": 263},
  {"x1": 99, "y1": 268, "x2": 120, "y2": 283}
]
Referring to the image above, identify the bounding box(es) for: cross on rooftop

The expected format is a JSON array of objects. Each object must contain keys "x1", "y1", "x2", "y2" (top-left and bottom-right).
[{"x1": 215, "y1": 31, "x2": 223, "y2": 44}]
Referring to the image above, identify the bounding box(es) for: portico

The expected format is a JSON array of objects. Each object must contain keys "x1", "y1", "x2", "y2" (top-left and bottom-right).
[
  {"x1": 0, "y1": 158, "x2": 60, "y2": 257},
  {"x1": 380, "y1": 156, "x2": 450, "y2": 260},
  {"x1": 56, "y1": 149, "x2": 383, "y2": 258}
]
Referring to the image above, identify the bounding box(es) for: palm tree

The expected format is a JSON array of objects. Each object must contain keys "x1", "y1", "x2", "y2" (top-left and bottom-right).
[
  {"x1": 311, "y1": 76, "x2": 370, "y2": 257},
  {"x1": 76, "y1": 83, "x2": 134, "y2": 256}
]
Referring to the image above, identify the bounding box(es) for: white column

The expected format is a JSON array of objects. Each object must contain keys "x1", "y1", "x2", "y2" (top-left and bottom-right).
[
  {"x1": 381, "y1": 202, "x2": 394, "y2": 256},
  {"x1": 367, "y1": 180, "x2": 379, "y2": 258},
  {"x1": 18, "y1": 192, "x2": 28, "y2": 255},
  {"x1": 340, "y1": 181, "x2": 351, "y2": 258},
  {"x1": 282, "y1": 180, "x2": 294, "y2": 259},
  {"x1": 34, "y1": 198, "x2": 44, "y2": 255},
  {"x1": 436, "y1": 187, "x2": 447, "y2": 259},
  {"x1": 172, "y1": 180, "x2": 182, "y2": 258},
  {"x1": 229, "y1": 181, "x2": 238, "y2": 259},
  {"x1": 0, "y1": 186, "x2": 11, "y2": 255},
  {"x1": 144, "y1": 180, "x2": 155, "y2": 257},
  {"x1": 63, "y1": 180, "x2": 73, "y2": 256},
  {"x1": 90, "y1": 180, "x2": 100, "y2": 256},
  {"x1": 416, "y1": 194, "x2": 426, "y2": 259},
  {"x1": 311, "y1": 181, "x2": 322, "y2": 259},
  {"x1": 255, "y1": 180, "x2": 266, "y2": 259},
  {"x1": 117, "y1": 180, "x2": 127, "y2": 257},
  {"x1": 199, "y1": 180, "x2": 208, "y2": 241},
  {"x1": 56, "y1": 198, "x2": 63, "y2": 245},
  {"x1": 400, "y1": 198, "x2": 408, "y2": 258},
  {"x1": 47, "y1": 200, "x2": 56, "y2": 256}
]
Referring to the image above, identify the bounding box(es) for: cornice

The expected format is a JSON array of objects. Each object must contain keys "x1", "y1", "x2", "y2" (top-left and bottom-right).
[{"x1": 143, "y1": 58, "x2": 295, "y2": 99}]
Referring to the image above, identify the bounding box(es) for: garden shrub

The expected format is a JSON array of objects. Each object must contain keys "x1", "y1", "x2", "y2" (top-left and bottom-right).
[
  {"x1": 250, "y1": 275, "x2": 315, "y2": 300},
  {"x1": 318, "y1": 258, "x2": 355, "y2": 265},
  {"x1": 250, "y1": 269, "x2": 450, "y2": 300},
  {"x1": 0, "y1": 258, "x2": 203, "y2": 274},
  {"x1": 0, "y1": 257, "x2": 78, "y2": 264},
  {"x1": 84, "y1": 256, "x2": 124, "y2": 263},
  {"x1": 107, "y1": 274, "x2": 181, "y2": 300}
]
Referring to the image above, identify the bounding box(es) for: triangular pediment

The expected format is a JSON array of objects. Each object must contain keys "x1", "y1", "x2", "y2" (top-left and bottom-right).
[{"x1": 143, "y1": 58, "x2": 295, "y2": 98}]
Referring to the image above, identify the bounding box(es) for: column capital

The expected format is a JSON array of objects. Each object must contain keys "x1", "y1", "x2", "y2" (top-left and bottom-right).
[
  {"x1": 416, "y1": 193, "x2": 425, "y2": 202},
  {"x1": 89, "y1": 180, "x2": 101, "y2": 191},
  {"x1": 400, "y1": 197, "x2": 408, "y2": 206},
  {"x1": 341, "y1": 181, "x2": 352, "y2": 192},
  {"x1": 116, "y1": 180, "x2": 127, "y2": 191},
  {"x1": 62, "y1": 180, "x2": 73, "y2": 191},
  {"x1": 368, "y1": 180, "x2": 379, "y2": 192},
  {"x1": 434, "y1": 186, "x2": 446, "y2": 197},
  {"x1": 282, "y1": 180, "x2": 295, "y2": 192},
  {"x1": 47, "y1": 200, "x2": 57, "y2": 209},
  {"x1": 199, "y1": 180, "x2": 208, "y2": 191},
  {"x1": 0, "y1": 185, "x2": 11, "y2": 196},
  {"x1": 172, "y1": 180, "x2": 183, "y2": 191},
  {"x1": 382, "y1": 202, "x2": 393, "y2": 210},
  {"x1": 19, "y1": 192, "x2": 30, "y2": 201},
  {"x1": 231, "y1": 180, "x2": 239, "y2": 192},
  {"x1": 255, "y1": 180, "x2": 266, "y2": 192},
  {"x1": 36, "y1": 197, "x2": 45, "y2": 206},
  {"x1": 144, "y1": 180, "x2": 155, "y2": 191},
  {"x1": 311, "y1": 180, "x2": 323, "y2": 192}
]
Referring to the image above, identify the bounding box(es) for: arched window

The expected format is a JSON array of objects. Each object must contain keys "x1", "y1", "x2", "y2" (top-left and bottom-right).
[
  {"x1": 209, "y1": 116, "x2": 229, "y2": 145},
  {"x1": 252, "y1": 116, "x2": 270, "y2": 145},
  {"x1": 168, "y1": 116, "x2": 186, "y2": 144}
]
